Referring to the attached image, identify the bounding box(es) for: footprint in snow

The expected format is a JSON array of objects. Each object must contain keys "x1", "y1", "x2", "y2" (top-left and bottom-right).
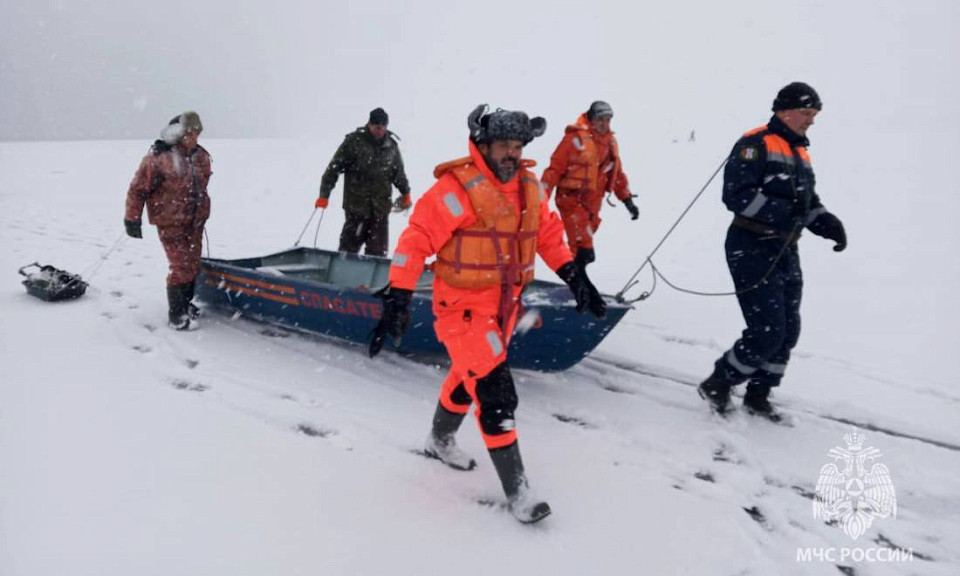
[
  {"x1": 171, "y1": 379, "x2": 207, "y2": 393},
  {"x1": 694, "y1": 471, "x2": 716, "y2": 483},
  {"x1": 552, "y1": 413, "x2": 596, "y2": 429},
  {"x1": 295, "y1": 423, "x2": 336, "y2": 438}
]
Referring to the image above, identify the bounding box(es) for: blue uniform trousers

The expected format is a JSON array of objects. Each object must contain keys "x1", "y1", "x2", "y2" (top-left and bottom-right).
[{"x1": 714, "y1": 225, "x2": 803, "y2": 387}]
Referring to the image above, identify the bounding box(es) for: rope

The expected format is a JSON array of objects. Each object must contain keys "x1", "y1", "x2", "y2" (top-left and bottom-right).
[
  {"x1": 61, "y1": 231, "x2": 128, "y2": 288},
  {"x1": 623, "y1": 224, "x2": 800, "y2": 301},
  {"x1": 294, "y1": 208, "x2": 318, "y2": 247},
  {"x1": 615, "y1": 156, "x2": 728, "y2": 302},
  {"x1": 615, "y1": 154, "x2": 802, "y2": 304},
  {"x1": 312, "y1": 208, "x2": 326, "y2": 248}
]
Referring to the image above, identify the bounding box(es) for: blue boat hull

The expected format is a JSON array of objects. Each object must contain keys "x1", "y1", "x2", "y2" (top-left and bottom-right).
[{"x1": 196, "y1": 247, "x2": 630, "y2": 372}]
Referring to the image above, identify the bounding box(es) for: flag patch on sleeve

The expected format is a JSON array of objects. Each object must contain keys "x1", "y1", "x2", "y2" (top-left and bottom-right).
[{"x1": 740, "y1": 146, "x2": 759, "y2": 161}]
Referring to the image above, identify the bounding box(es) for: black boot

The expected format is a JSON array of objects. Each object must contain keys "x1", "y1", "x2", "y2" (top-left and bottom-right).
[
  {"x1": 423, "y1": 403, "x2": 476, "y2": 471},
  {"x1": 743, "y1": 382, "x2": 782, "y2": 422},
  {"x1": 185, "y1": 280, "x2": 200, "y2": 320},
  {"x1": 488, "y1": 442, "x2": 551, "y2": 524},
  {"x1": 698, "y1": 377, "x2": 733, "y2": 414},
  {"x1": 698, "y1": 356, "x2": 748, "y2": 415},
  {"x1": 574, "y1": 247, "x2": 596, "y2": 271},
  {"x1": 166, "y1": 283, "x2": 193, "y2": 330}
]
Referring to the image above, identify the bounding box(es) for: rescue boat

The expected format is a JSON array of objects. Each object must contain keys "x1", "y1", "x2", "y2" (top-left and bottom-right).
[{"x1": 196, "y1": 247, "x2": 629, "y2": 371}]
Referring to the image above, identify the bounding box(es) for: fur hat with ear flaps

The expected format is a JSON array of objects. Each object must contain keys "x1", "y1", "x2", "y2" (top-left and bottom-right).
[
  {"x1": 160, "y1": 111, "x2": 203, "y2": 145},
  {"x1": 468, "y1": 104, "x2": 546, "y2": 145}
]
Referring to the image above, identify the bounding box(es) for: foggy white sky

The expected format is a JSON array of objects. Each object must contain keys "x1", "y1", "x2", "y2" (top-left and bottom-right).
[{"x1": 1, "y1": 0, "x2": 958, "y2": 143}]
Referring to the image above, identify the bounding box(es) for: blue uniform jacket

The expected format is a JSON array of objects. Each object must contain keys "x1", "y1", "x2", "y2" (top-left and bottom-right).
[{"x1": 722, "y1": 115, "x2": 828, "y2": 232}]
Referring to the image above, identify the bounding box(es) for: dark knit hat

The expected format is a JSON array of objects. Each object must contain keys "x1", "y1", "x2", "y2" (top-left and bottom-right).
[
  {"x1": 368, "y1": 107, "x2": 389, "y2": 126},
  {"x1": 772, "y1": 82, "x2": 822, "y2": 111},
  {"x1": 467, "y1": 104, "x2": 546, "y2": 145},
  {"x1": 586, "y1": 100, "x2": 614, "y2": 120}
]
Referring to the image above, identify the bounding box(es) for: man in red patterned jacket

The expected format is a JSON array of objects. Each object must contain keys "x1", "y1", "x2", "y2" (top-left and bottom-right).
[{"x1": 125, "y1": 111, "x2": 212, "y2": 330}]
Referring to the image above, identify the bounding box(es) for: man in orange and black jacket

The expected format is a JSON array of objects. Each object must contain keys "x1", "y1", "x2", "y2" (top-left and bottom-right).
[
  {"x1": 698, "y1": 82, "x2": 847, "y2": 421},
  {"x1": 368, "y1": 104, "x2": 606, "y2": 524}
]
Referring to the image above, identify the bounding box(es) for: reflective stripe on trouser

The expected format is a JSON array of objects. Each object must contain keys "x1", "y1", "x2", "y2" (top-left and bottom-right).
[
  {"x1": 720, "y1": 225, "x2": 803, "y2": 386},
  {"x1": 435, "y1": 309, "x2": 518, "y2": 449},
  {"x1": 158, "y1": 225, "x2": 204, "y2": 287},
  {"x1": 339, "y1": 212, "x2": 389, "y2": 257}
]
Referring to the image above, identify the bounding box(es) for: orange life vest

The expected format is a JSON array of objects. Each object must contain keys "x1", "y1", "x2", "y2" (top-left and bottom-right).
[
  {"x1": 557, "y1": 123, "x2": 623, "y2": 196},
  {"x1": 434, "y1": 157, "x2": 542, "y2": 290}
]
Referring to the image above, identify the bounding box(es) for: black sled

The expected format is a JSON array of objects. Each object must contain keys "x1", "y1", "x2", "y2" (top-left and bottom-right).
[{"x1": 18, "y1": 262, "x2": 88, "y2": 302}]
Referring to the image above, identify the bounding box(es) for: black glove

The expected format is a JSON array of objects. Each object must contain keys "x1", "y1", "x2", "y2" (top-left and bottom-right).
[
  {"x1": 124, "y1": 219, "x2": 142, "y2": 239},
  {"x1": 557, "y1": 262, "x2": 606, "y2": 319},
  {"x1": 574, "y1": 247, "x2": 596, "y2": 270},
  {"x1": 807, "y1": 212, "x2": 847, "y2": 252},
  {"x1": 623, "y1": 196, "x2": 639, "y2": 221},
  {"x1": 368, "y1": 285, "x2": 413, "y2": 357}
]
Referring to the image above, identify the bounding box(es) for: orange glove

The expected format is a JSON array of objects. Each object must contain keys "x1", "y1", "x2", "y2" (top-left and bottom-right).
[
  {"x1": 315, "y1": 197, "x2": 329, "y2": 209},
  {"x1": 392, "y1": 194, "x2": 411, "y2": 212}
]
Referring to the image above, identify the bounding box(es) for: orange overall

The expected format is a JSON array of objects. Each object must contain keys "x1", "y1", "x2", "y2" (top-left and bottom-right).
[
  {"x1": 390, "y1": 141, "x2": 572, "y2": 449},
  {"x1": 541, "y1": 114, "x2": 631, "y2": 253}
]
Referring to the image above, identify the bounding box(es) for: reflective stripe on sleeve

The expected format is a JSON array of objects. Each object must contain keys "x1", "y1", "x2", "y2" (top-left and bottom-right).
[
  {"x1": 392, "y1": 253, "x2": 408, "y2": 268},
  {"x1": 741, "y1": 192, "x2": 769, "y2": 218},
  {"x1": 805, "y1": 206, "x2": 827, "y2": 225},
  {"x1": 443, "y1": 192, "x2": 465, "y2": 217}
]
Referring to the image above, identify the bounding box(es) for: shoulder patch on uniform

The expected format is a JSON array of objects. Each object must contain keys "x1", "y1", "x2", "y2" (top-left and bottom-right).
[{"x1": 740, "y1": 146, "x2": 759, "y2": 161}]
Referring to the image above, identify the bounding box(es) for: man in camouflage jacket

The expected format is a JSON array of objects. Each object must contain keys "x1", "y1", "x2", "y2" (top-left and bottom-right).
[{"x1": 316, "y1": 107, "x2": 411, "y2": 257}]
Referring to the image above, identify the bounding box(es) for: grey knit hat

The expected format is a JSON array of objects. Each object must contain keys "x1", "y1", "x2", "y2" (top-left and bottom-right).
[{"x1": 467, "y1": 104, "x2": 546, "y2": 145}]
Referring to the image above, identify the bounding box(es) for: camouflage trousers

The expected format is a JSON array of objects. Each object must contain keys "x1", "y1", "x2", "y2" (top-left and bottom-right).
[
  {"x1": 158, "y1": 225, "x2": 204, "y2": 286},
  {"x1": 339, "y1": 212, "x2": 389, "y2": 257}
]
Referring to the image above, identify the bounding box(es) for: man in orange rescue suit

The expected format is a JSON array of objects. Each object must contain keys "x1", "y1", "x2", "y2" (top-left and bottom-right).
[
  {"x1": 541, "y1": 101, "x2": 638, "y2": 270},
  {"x1": 368, "y1": 104, "x2": 607, "y2": 524}
]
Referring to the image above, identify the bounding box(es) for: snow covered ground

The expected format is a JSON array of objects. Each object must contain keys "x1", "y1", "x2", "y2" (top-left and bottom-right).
[
  {"x1": 3, "y1": 1, "x2": 960, "y2": 575},
  {"x1": 1, "y1": 133, "x2": 957, "y2": 576}
]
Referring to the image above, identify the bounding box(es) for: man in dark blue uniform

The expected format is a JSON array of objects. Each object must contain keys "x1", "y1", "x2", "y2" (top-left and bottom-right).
[{"x1": 698, "y1": 82, "x2": 847, "y2": 420}]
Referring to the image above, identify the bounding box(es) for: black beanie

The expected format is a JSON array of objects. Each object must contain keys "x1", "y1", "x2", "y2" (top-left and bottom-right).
[
  {"x1": 369, "y1": 107, "x2": 389, "y2": 126},
  {"x1": 772, "y1": 82, "x2": 822, "y2": 111}
]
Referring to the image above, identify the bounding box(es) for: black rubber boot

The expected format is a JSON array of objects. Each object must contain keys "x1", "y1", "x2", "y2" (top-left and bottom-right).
[
  {"x1": 423, "y1": 403, "x2": 476, "y2": 471},
  {"x1": 743, "y1": 382, "x2": 782, "y2": 422},
  {"x1": 488, "y1": 442, "x2": 551, "y2": 524},
  {"x1": 698, "y1": 377, "x2": 733, "y2": 414},
  {"x1": 166, "y1": 283, "x2": 192, "y2": 330},
  {"x1": 698, "y1": 356, "x2": 748, "y2": 415},
  {"x1": 185, "y1": 280, "x2": 200, "y2": 320}
]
